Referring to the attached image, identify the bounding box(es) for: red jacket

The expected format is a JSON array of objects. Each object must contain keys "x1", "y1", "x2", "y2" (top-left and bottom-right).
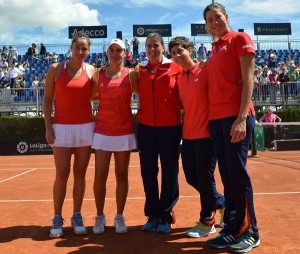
[{"x1": 137, "y1": 56, "x2": 182, "y2": 127}]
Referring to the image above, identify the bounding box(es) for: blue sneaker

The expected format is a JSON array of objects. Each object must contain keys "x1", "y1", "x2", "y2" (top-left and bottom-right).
[
  {"x1": 71, "y1": 212, "x2": 87, "y2": 235},
  {"x1": 156, "y1": 221, "x2": 171, "y2": 234},
  {"x1": 50, "y1": 214, "x2": 64, "y2": 238},
  {"x1": 142, "y1": 217, "x2": 159, "y2": 232},
  {"x1": 207, "y1": 233, "x2": 237, "y2": 249},
  {"x1": 230, "y1": 231, "x2": 260, "y2": 253}
]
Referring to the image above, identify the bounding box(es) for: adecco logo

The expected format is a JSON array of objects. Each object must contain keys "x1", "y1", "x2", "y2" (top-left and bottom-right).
[
  {"x1": 69, "y1": 26, "x2": 107, "y2": 39},
  {"x1": 17, "y1": 142, "x2": 28, "y2": 154}
]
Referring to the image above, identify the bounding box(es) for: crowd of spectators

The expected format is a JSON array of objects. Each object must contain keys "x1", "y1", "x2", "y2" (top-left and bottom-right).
[{"x1": 1, "y1": 42, "x2": 300, "y2": 106}]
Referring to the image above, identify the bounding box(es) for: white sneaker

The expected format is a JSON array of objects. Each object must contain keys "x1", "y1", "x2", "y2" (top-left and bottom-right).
[
  {"x1": 93, "y1": 214, "x2": 107, "y2": 234},
  {"x1": 114, "y1": 214, "x2": 127, "y2": 234},
  {"x1": 50, "y1": 214, "x2": 64, "y2": 238},
  {"x1": 71, "y1": 212, "x2": 87, "y2": 235},
  {"x1": 185, "y1": 222, "x2": 216, "y2": 238}
]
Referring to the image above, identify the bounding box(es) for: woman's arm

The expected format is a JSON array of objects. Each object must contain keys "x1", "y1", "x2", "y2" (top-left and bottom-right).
[
  {"x1": 230, "y1": 53, "x2": 254, "y2": 143},
  {"x1": 130, "y1": 70, "x2": 139, "y2": 94},
  {"x1": 91, "y1": 69, "x2": 99, "y2": 101},
  {"x1": 43, "y1": 63, "x2": 58, "y2": 145}
]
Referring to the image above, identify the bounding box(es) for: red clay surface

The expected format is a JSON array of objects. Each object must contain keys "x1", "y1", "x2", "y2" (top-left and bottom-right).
[{"x1": 0, "y1": 150, "x2": 300, "y2": 254}]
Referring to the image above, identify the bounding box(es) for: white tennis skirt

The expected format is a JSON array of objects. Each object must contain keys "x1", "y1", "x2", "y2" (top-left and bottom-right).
[
  {"x1": 92, "y1": 133, "x2": 137, "y2": 152},
  {"x1": 53, "y1": 122, "x2": 95, "y2": 147}
]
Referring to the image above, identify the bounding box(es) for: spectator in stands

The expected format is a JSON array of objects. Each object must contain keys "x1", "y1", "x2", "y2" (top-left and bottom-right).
[
  {"x1": 31, "y1": 43, "x2": 37, "y2": 58},
  {"x1": 0, "y1": 67, "x2": 4, "y2": 80},
  {"x1": 90, "y1": 38, "x2": 139, "y2": 235},
  {"x1": 52, "y1": 52, "x2": 58, "y2": 63},
  {"x1": 102, "y1": 51, "x2": 108, "y2": 66},
  {"x1": 14, "y1": 74, "x2": 25, "y2": 98},
  {"x1": 263, "y1": 65, "x2": 271, "y2": 76},
  {"x1": 26, "y1": 44, "x2": 33, "y2": 63},
  {"x1": 0, "y1": 71, "x2": 10, "y2": 88},
  {"x1": 44, "y1": 52, "x2": 50, "y2": 62},
  {"x1": 197, "y1": 43, "x2": 207, "y2": 60},
  {"x1": 0, "y1": 57, "x2": 8, "y2": 71},
  {"x1": 288, "y1": 64, "x2": 299, "y2": 97},
  {"x1": 285, "y1": 56, "x2": 295, "y2": 71},
  {"x1": 1, "y1": 46, "x2": 8, "y2": 59},
  {"x1": 43, "y1": 31, "x2": 95, "y2": 238},
  {"x1": 269, "y1": 69, "x2": 280, "y2": 104},
  {"x1": 279, "y1": 66, "x2": 290, "y2": 103},
  {"x1": 0, "y1": 71, "x2": 11, "y2": 103},
  {"x1": 253, "y1": 69, "x2": 260, "y2": 101},
  {"x1": 259, "y1": 108, "x2": 281, "y2": 150},
  {"x1": 255, "y1": 56, "x2": 265, "y2": 68},
  {"x1": 124, "y1": 38, "x2": 130, "y2": 51},
  {"x1": 125, "y1": 49, "x2": 133, "y2": 67},
  {"x1": 16, "y1": 60, "x2": 24, "y2": 72},
  {"x1": 38, "y1": 73, "x2": 47, "y2": 97},
  {"x1": 277, "y1": 62, "x2": 286, "y2": 75},
  {"x1": 31, "y1": 75, "x2": 39, "y2": 97},
  {"x1": 23, "y1": 59, "x2": 31, "y2": 70},
  {"x1": 8, "y1": 63, "x2": 22, "y2": 89},
  {"x1": 267, "y1": 49, "x2": 276, "y2": 68},
  {"x1": 259, "y1": 70, "x2": 270, "y2": 104},
  {"x1": 65, "y1": 49, "x2": 72, "y2": 61},
  {"x1": 131, "y1": 36, "x2": 140, "y2": 56},
  {"x1": 133, "y1": 58, "x2": 140, "y2": 68},
  {"x1": 39, "y1": 43, "x2": 47, "y2": 60},
  {"x1": 94, "y1": 54, "x2": 102, "y2": 69},
  {"x1": 7, "y1": 47, "x2": 18, "y2": 65}
]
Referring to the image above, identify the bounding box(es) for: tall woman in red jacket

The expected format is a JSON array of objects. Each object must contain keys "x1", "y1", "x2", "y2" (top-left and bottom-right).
[
  {"x1": 43, "y1": 32, "x2": 95, "y2": 238},
  {"x1": 137, "y1": 33, "x2": 182, "y2": 234},
  {"x1": 203, "y1": 3, "x2": 260, "y2": 253}
]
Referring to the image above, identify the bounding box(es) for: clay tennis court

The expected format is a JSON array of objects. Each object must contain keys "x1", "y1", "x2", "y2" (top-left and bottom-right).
[{"x1": 0, "y1": 150, "x2": 299, "y2": 254}]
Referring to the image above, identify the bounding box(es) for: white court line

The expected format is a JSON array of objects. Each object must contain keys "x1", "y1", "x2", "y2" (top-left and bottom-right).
[
  {"x1": 0, "y1": 168, "x2": 37, "y2": 184},
  {"x1": 1, "y1": 192, "x2": 300, "y2": 203}
]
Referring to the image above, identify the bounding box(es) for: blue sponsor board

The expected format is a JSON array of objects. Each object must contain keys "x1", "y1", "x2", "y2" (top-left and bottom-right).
[{"x1": 0, "y1": 139, "x2": 53, "y2": 155}]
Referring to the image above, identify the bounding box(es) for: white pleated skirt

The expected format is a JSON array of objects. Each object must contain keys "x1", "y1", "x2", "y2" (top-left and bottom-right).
[
  {"x1": 92, "y1": 133, "x2": 137, "y2": 152},
  {"x1": 53, "y1": 122, "x2": 95, "y2": 147}
]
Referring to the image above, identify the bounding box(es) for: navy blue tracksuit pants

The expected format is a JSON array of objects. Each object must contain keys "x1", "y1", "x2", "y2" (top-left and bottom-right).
[
  {"x1": 137, "y1": 123, "x2": 181, "y2": 224},
  {"x1": 181, "y1": 138, "x2": 225, "y2": 224},
  {"x1": 209, "y1": 116, "x2": 259, "y2": 238}
]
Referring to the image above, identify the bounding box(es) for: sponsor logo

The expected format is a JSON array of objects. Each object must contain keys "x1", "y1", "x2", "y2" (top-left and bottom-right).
[
  {"x1": 16, "y1": 141, "x2": 52, "y2": 154},
  {"x1": 243, "y1": 44, "x2": 254, "y2": 49},
  {"x1": 17, "y1": 142, "x2": 28, "y2": 154},
  {"x1": 137, "y1": 27, "x2": 145, "y2": 36},
  {"x1": 220, "y1": 45, "x2": 228, "y2": 51}
]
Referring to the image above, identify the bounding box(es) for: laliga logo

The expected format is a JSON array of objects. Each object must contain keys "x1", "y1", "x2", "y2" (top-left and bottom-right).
[
  {"x1": 17, "y1": 142, "x2": 28, "y2": 154},
  {"x1": 137, "y1": 27, "x2": 145, "y2": 36}
]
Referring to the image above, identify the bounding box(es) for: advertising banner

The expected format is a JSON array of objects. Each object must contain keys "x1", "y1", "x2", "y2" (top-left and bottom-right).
[
  {"x1": 0, "y1": 139, "x2": 53, "y2": 155},
  {"x1": 68, "y1": 26, "x2": 107, "y2": 39},
  {"x1": 133, "y1": 24, "x2": 172, "y2": 37},
  {"x1": 191, "y1": 24, "x2": 207, "y2": 36},
  {"x1": 254, "y1": 23, "x2": 291, "y2": 36}
]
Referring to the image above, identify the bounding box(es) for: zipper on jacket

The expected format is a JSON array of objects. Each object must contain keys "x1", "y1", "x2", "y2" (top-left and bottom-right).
[{"x1": 151, "y1": 78, "x2": 157, "y2": 126}]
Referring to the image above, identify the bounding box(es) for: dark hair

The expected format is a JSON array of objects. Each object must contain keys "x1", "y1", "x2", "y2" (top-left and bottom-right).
[
  {"x1": 168, "y1": 36, "x2": 194, "y2": 54},
  {"x1": 71, "y1": 31, "x2": 91, "y2": 47},
  {"x1": 203, "y1": 2, "x2": 228, "y2": 41},
  {"x1": 146, "y1": 33, "x2": 164, "y2": 47}
]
